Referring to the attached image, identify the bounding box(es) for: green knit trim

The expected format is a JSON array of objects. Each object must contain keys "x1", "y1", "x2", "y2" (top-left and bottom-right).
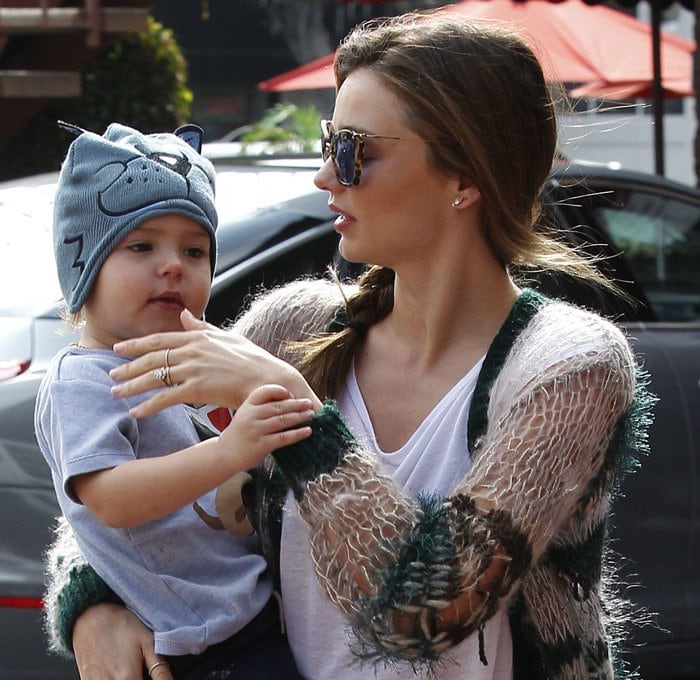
[
  {"x1": 531, "y1": 630, "x2": 584, "y2": 676},
  {"x1": 350, "y1": 493, "x2": 532, "y2": 670},
  {"x1": 449, "y1": 494, "x2": 533, "y2": 587},
  {"x1": 585, "y1": 365, "x2": 656, "y2": 505},
  {"x1": 612, "y1": 648, "x2": 642, "y2": 680},
  {"x1": 350, "y1": 494, "x2": 457, "y2": 670},
  {"x1": 57, "y1": 563, "x2": 122, "y2": 654},
  {"x1": 547, "y1": 520, "x2": 607, "y2": 601},
  {"x1": 272, "y1": 401, "x2": 356, "y2": 499},
  {"x1": 467, "y1": 288, "x2": 547, "y2": 452}
]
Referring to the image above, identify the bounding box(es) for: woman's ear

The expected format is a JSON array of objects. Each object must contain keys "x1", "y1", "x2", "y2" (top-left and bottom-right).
[
  {"x1": 450, "y1": 180, "x2": 481, "y2": 209},
  {"x1": 459, "y1": 179, "x2": 481, "y2": 207}
]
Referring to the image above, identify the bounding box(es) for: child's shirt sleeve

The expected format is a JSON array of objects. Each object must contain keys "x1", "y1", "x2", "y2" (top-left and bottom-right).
[{"x1": 39, "y1": 358, "x2": 139, "y2": 503}]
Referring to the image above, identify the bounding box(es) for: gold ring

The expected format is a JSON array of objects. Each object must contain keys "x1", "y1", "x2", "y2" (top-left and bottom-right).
[
  {"x1": 148, "y1": 660, "x2": 169, "y2": 676},
  {"x1": 164, "y1": 348, "x2": 171, "y2": 369}
]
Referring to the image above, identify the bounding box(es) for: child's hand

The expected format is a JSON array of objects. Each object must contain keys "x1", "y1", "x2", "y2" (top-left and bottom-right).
[{"x1": 219, "y1": 384, "x2": 315, "y2": 471}]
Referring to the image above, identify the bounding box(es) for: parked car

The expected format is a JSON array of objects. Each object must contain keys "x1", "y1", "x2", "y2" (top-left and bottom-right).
[{"x1": 0, "y1": 157, "x2": 698, "y2": 678}]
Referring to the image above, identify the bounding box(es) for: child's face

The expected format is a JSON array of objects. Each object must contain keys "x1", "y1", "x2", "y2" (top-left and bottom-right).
[{"x1": 80, "y1": 215, "x2": 212, "y2": 349}]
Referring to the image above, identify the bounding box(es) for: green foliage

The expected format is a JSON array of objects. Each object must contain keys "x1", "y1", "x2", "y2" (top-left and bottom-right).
[
  {"x1": 239, "y1": 103, "x2": 321, "y2": 153},
  {"x1": 0, "y1": 17, "x2": 192, "y2": 180}
]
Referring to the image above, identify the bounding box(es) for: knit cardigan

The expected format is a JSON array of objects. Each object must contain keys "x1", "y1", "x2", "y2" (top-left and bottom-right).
[{"x1": 44, "y1": 279, "x2": 654, "y2": 679}]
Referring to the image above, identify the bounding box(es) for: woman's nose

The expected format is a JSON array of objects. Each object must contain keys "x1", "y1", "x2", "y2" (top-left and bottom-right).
[{"x1": 314, "y1": 157, "x2": 338, "y2": 191}]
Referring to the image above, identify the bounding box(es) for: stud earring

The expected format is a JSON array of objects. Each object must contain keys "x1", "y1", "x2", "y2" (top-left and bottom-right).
[{"x1": 451, "y1": 196, "x2": 464, "y2": 207}]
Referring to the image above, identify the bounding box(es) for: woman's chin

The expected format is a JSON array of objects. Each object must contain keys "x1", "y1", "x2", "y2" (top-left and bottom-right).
[{"x1": 338, "y1": 240, "x2": 371, "y2": 266}]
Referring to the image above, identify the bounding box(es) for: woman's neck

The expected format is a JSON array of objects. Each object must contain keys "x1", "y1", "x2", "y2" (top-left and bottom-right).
[{"x1": 379, "y1": 261, "x2": 519, "y2": 371}]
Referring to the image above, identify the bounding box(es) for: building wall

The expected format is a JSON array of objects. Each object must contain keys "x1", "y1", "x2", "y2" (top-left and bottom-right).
[{"x1": 559, "y1": 2, "x2": 696, "y2": 186}]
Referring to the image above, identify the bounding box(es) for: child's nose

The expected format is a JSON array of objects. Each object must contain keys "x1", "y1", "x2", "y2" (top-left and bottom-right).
[{"x1": 158, "y1": 251, "x2": 185, "y2": 278}]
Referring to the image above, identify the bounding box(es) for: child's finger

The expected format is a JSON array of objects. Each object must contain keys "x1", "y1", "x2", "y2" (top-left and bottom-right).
[
  {"x1": 247, "y1": 384, "x2": 292, "y2": 405},
  {"x1": 255, "y1": 397, "x2": 316, "y2": 423},
  {"x1": 264, "y1": 425, "x2": 313, "y2": 448},
  {"x1": 259, "y1": 409, "x2": 316, "y2": 434}
]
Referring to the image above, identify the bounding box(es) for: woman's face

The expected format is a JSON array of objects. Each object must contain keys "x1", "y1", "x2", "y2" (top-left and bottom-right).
[{"x1": 314, "y1": 69, "x2": 459, "y2": 269}]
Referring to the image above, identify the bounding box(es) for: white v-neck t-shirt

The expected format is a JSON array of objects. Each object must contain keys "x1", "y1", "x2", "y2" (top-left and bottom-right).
[{"x1": 280, "y1": 358, "x2": 513, "y2": 679}]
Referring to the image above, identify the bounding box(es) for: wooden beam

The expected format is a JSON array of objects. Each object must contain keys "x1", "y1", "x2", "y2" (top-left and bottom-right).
[
  {"x1": 0, "y1": 70, "x2": 81, "y2": 97},
  {"x1": 0, "y1": 8, "x2": 149, "y2": 35}
]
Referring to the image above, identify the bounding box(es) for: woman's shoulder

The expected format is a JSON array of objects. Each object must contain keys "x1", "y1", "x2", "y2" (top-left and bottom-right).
[
  {"x1": 245, "y1": 277, "x2": 354, "y2": 314},
  {"x1": 486, "y1": 293, "x2": 637, "y2": 412},
  {"x1": 499, "y1": 293, "x2": 636, "y2": 389},
  {"x1": 232, "y1": 277, "x2": 357, "y2": 358},
  {"x1": 527, "y1": 294, "x2": 633, "y2": 360}
]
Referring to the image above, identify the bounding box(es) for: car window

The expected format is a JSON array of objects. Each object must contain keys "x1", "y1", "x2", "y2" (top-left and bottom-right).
[
  {"x1": 207, "y1": 228, "x2": 345, "y2": 327},
  {"x1": 0, "y1": 180, "x2": 62, "y2": 317},
  {"x1": 587, "y1": 189, "x2": 700, "y2": 322}
]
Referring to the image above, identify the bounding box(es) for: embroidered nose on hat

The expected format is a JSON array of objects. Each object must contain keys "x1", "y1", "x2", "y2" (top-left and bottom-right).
[{"x1": 53, "y1": 122, "x2": 218, "y2": 313}]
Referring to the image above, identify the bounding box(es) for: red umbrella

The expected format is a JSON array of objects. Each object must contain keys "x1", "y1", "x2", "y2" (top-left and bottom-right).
[
  {"x1": 258, "y1": 0, "x2": 694, "y2": 99},
  {"x1": 259, "y1": 53, "x2": 335, "y2": 93}
]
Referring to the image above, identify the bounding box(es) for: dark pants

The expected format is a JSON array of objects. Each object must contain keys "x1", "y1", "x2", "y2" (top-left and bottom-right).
[{"x1": 148, "y1": 597, "x2": 303, "y2": 680}]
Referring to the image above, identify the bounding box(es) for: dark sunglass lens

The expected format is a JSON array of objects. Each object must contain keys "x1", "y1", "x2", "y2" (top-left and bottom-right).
[{"x1": 335, "y1": 136, "x2": 356, "y2": 185}]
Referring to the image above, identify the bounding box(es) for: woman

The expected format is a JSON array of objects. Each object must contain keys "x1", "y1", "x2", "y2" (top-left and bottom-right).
[{"x1": 45, "y1": 12, "x2": 653, "y2": 680}]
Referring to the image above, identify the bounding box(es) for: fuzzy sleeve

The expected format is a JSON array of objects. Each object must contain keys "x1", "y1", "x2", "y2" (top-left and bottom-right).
[
  {"x1": 229, "y1": 277, "x2": 350, "y2": 365},
  {"x1": 44, "y1": 518, "x2": 122, "y2": 657},
  {"x1": 42, "y1": 277, "x2": 345, "y2": 656},
  {"x1": 271, "y1": 331, "x2": 641, "y2": 668}
]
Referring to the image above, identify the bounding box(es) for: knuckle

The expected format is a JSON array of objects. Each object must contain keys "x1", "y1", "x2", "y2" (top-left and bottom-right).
[{"x1": 147, "y1": 334, "x2": 164, "y2": 351}]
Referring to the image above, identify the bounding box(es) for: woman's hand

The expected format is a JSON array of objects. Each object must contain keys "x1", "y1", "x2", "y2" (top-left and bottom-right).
[
  {"x1": 110, "y1": 309, "x2": 322, "y2": 418},
  {"x1": 73, "y1": 602, "x2": 172, "y2": 680}
]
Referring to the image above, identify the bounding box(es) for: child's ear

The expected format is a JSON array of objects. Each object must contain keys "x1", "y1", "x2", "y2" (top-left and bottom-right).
[{"x1": 174, "y1": 124, "x2": 204, "y2": 154}]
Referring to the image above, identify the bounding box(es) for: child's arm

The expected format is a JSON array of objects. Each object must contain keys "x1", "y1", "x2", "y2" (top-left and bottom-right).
[{"x1": 72, "y1": 385, "x2": 314, "y2": 528}]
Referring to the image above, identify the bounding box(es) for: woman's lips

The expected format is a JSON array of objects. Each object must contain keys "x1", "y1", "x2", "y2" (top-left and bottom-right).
[{"x1": 330, "y1": 204, "x2": 355, "y2": 231}]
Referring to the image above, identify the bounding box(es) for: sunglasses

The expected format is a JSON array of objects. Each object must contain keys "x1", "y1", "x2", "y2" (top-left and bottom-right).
[{"x1": 320, "y1": 119, "x2": 425, "y2": 187}]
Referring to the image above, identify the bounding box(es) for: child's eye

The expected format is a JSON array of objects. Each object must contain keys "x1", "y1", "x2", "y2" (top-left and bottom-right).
[
  {"x1": 128, "y1": 242, "x2": 152, "y2": 252},
  {"x1": 186, "y1": 246, "x2": 207, "y2": 259}
]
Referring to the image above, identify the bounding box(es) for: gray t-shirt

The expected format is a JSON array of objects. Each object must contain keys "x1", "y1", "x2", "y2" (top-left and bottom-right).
[{"x1": 35, "y1": 346, "x2": 271, "y2": 656}]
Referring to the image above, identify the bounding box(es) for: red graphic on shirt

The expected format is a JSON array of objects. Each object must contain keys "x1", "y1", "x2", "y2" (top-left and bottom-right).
[{"x1": 207, "y1": 407, "x2": 232, "y2": 431}]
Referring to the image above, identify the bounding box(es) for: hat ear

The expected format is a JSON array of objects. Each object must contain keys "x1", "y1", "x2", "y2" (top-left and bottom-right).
[
  {"x1": 174, "y1": 124, "x2": 204, "y2": 154},
  {"x1": 57, "y1": 120, "x2": 88, "y2": 137}
]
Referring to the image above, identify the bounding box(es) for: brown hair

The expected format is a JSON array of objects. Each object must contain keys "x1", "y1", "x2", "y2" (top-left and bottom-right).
[{"x1": 297, "y1": 12, "x2": 615, "y2": 398}]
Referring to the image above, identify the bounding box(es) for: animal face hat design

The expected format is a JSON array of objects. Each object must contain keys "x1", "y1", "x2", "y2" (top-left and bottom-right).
[{"x1": 53, "y1": 122, "x2": 218, "y2": 313}]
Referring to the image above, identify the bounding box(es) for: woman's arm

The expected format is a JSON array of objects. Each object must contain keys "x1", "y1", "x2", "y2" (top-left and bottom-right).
[
  {"x1": 73, "y1": 603, "x2": 173, "y2": 680},
  {"x1": 271, "y1": 349, "x2": 640, "y2": 664}
]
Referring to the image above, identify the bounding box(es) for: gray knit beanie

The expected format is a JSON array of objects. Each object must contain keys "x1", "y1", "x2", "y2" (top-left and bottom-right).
[{"x1": 54, "y1": 122, "x2": 218, "y2": 313}]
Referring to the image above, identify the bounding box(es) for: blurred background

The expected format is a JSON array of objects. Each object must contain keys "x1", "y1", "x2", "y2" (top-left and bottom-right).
[
  {"x1": 0, "y1": 0, "x2": 696, "y2": 184},
  {"x1": 1, "y1": 4, "x2": 699, "y2": 679}
]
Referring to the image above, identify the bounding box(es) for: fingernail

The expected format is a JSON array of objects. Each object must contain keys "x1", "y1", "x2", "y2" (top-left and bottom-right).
[{"x1": 113, "y1": 341, "x2": 127, "y2": 353}]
